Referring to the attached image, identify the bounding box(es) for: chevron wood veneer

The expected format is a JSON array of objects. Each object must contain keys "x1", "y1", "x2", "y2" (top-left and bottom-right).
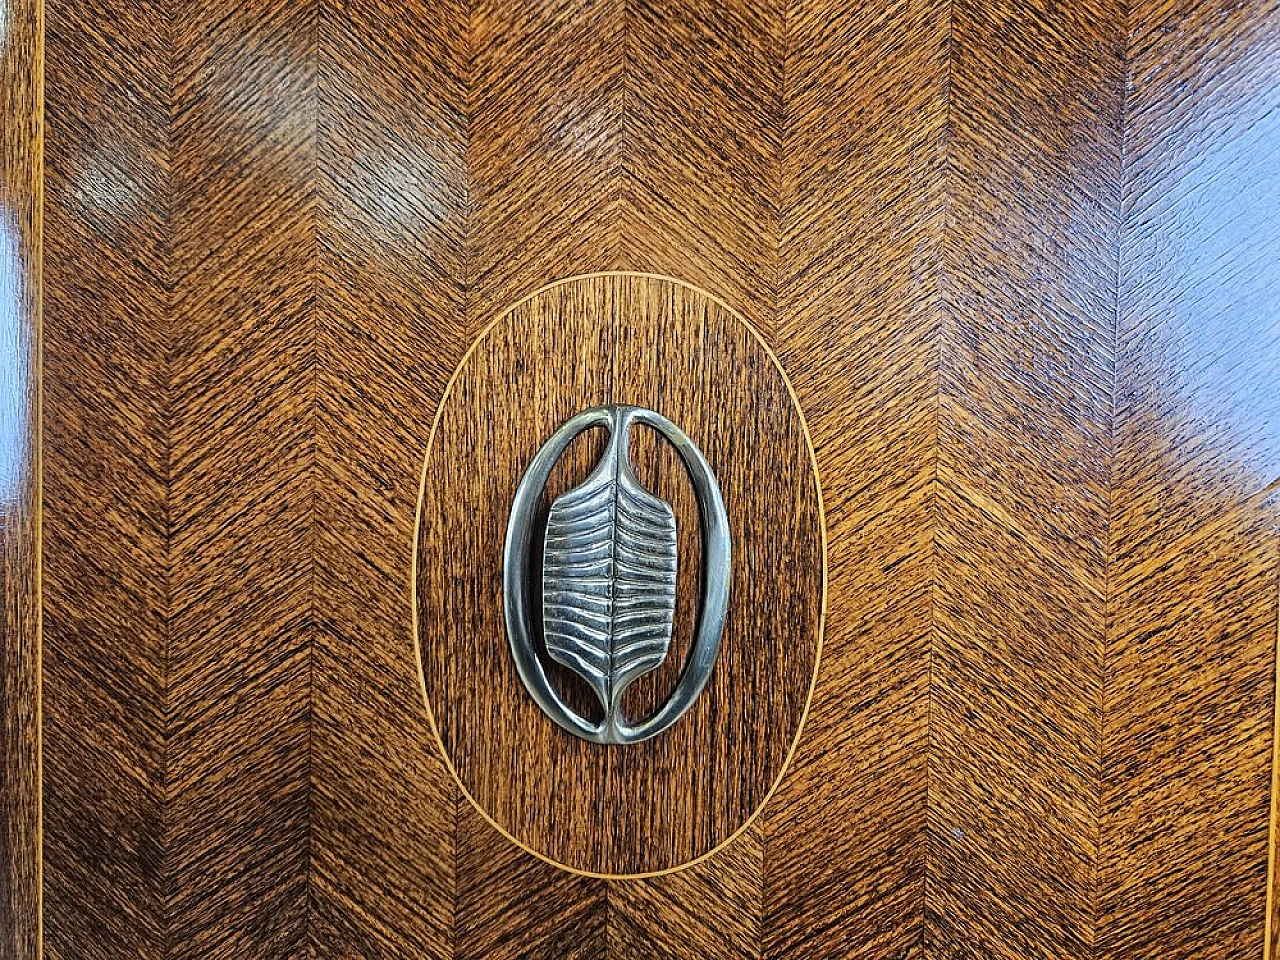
[
  {"x1": 8, "y1": 0, "x2": 1278, "y2": 956},
  {"x1": 927, "y1": 0, "x2": 1122, "y2": 952},
  {"x1": 41, "y1": 1, "x2": 168, "y2": 956},
  {"x1": 312, "y1": 1, "x2": 466, "y2": 956},
  {"x1": 1102, "y1": 0, "x2": 1280, "y2": 954}
]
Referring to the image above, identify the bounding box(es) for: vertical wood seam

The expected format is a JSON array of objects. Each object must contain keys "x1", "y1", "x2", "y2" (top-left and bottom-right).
[
  {"x1": 762, "y1": 0, "x2": 789, "y2": 945},
  {"x1": 615, "y1": 0, "x2": 631, "y2": 278},
  {"x1": 35, "y1": 0, "x2": 46, "y2": 951},
  {"x1": 1267, "y1": 519, "x2": 1279, "y2": 958},
  {"x1": 607, "y1": 0, "x2": 630, "y2": 945},
  {"x1": 461, "y1": 0, "x2": 475, "y2": 343},
  {"x1": 456, "y1": 1, "x2": 474, "y2": 953},
  {"x1": 1099, "y1": 0, "x2": 1132, "y2": 949},
  {"x1": 306, "y1": 0, "x2": 320, "y2": 955},
  {"x1": 161, "y1": 0, "x2": 175, "y2": 953},
  {"x1": 923, "y1": 0, "x2": 955, "y2": 949},
  {"x1": 1267, "y1": 489, "x2": 1280, "y2": 959}
]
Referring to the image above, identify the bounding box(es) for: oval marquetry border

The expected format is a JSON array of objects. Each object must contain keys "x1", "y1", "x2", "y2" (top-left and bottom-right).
[{"x1": 413, "y1": 272, "x2": 826, "y2": 878}]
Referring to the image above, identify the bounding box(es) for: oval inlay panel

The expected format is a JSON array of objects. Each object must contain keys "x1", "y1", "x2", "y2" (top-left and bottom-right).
[{"x1": 415, "y1": 273, "x2": 824, "y2": 876}]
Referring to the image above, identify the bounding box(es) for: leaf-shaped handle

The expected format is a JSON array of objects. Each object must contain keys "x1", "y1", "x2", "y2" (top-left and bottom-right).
[
  {"x1": 541, "y1": 409, "x2": 678, "y2": 734},
  {"x1": 505, "y1": 404, "x2": 728, "y2": 745}
]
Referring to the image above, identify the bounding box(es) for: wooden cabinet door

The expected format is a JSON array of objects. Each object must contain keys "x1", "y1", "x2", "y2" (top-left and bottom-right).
[{"x1": 3, "y1": 0, "x2": 1279, "y2": 956}]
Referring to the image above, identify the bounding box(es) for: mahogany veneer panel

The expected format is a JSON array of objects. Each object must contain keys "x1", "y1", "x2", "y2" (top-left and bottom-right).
[
  {"x1": 42, "y1": 1, "x2": 168, "y2": 957},
  {"x1": 19, "y1": 0, "x2": 1280, "y2": 956},
  {"x1": 0, "y1": 0, "x2": 41, "y2": 956}
]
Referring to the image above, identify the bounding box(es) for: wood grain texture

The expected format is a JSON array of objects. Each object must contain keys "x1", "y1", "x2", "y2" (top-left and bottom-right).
[
  {"x1": 310, "y1": 0, "x2": 466, "y2": 954},
  {"x1": 455, "y1": 799, "x2": 608, "y2": 960},
  {"x1": 457, "y1": 0, "x2": 788, "y2": 946},
  {"x1": 417, "y1": 274, "x2": 822, "y2": 877},
  {"x1": 468, "y1": 0, "x2": 626, "y2": 323},
  {"x1": 768, "y1": 3, "x2": 948, "y2": 955},
  {"x1": 929, "y1": 0, "x2": 1122, "y2": 954},
  {"x1": 0, "y1": 0, "x2": 41, "y2": 956},
  {"x1": 1101, "y1": 0, "x2": 1280, "y2": 955},
  {"x1": 45, "y1": 0, "x2": 317, "y2": 954},
  {"x1": 616, "y1": 0, "x2": 782, "y2": 337},
  {"x1": 604, "y1": 0, "x2": 782, "y2": 947},
  {"x1": 607, "y1": 826, "x2": 762, "y2": 959},
  {"x1": 32, "y1": 0, "x2": 1280, "y2": 955},
  {"x1": 166, "y1": 1, "x2": 315, "y2": 954},
  {"x1": 457, "y1": 4, "x2": 622, "y2": 943},
  {"x1": 1272, "y1": 491, "x2": 1280, "y2": 959},
  {"x1": 42, "y1": 0, "x2": 168, "y2": 955}
]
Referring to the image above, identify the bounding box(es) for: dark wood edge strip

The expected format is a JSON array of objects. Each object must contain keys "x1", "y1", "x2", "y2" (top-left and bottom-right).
[{"x1": 0, "y1": 0, "x2": 43, "y2": 955}]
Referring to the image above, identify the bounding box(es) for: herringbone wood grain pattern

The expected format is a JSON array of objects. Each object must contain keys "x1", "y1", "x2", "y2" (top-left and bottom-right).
[
  {"x1": 928, "y1": 0, "x2": 1122, "y2": 953},
  {"x1": 770, "y1": 2, "x2": 948, "y2": 955},
  {"x1": 43, "y1": 1, "x2": 168, "y2": 956},
  {"x1": 1101, "y1": 0, "x2": 1280, "y2": 956},
  {"x1": 312, "y1": 1, "x2": 466, "y2": 955},
  {"x1": 166, "y1": 1, "x2": 316, "y2": 954},
  {"x1": 17, "y1": 0, "x2": 1280, "y2": 958}
]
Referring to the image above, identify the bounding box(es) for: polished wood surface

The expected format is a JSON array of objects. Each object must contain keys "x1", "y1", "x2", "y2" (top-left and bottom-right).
[
  {"x1": 314, "y1": 3, "x2": 464, "y2": 956},
  {"x1": 42, "y1": 2, "x2": 167, "y2": 955},
  {"x1": 1103, "y1": 0, "x2": 1280, "y2": 954},
  {"x1": 418, "y1": 274, "x2": 823, "y2": 876},
  {"x1": 18, "y1": 0, "x2": 1280, "y2": 957},
  {"x1": 767, "y1": 4, "x2": 946, "y2": 953},
  {"x1": 928, "y1": 1, "x2": 1122, "y2": 951},
  {"x1": 0, "y1": 1, "x2": 41, "y2": 956}
]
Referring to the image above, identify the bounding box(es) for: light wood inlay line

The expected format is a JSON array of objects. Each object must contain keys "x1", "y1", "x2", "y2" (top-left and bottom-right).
[{"x1": 1268, "y1": 511, "x2": 1280, "y2": 957}]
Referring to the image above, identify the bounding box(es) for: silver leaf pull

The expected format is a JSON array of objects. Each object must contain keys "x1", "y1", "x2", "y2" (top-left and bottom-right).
[
  {"x1": 541, "y1": 411, "x2": 678, "y2": 736},
  {"x1": 504, "y1": 405, "x2": 730, "y2": 745}
]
